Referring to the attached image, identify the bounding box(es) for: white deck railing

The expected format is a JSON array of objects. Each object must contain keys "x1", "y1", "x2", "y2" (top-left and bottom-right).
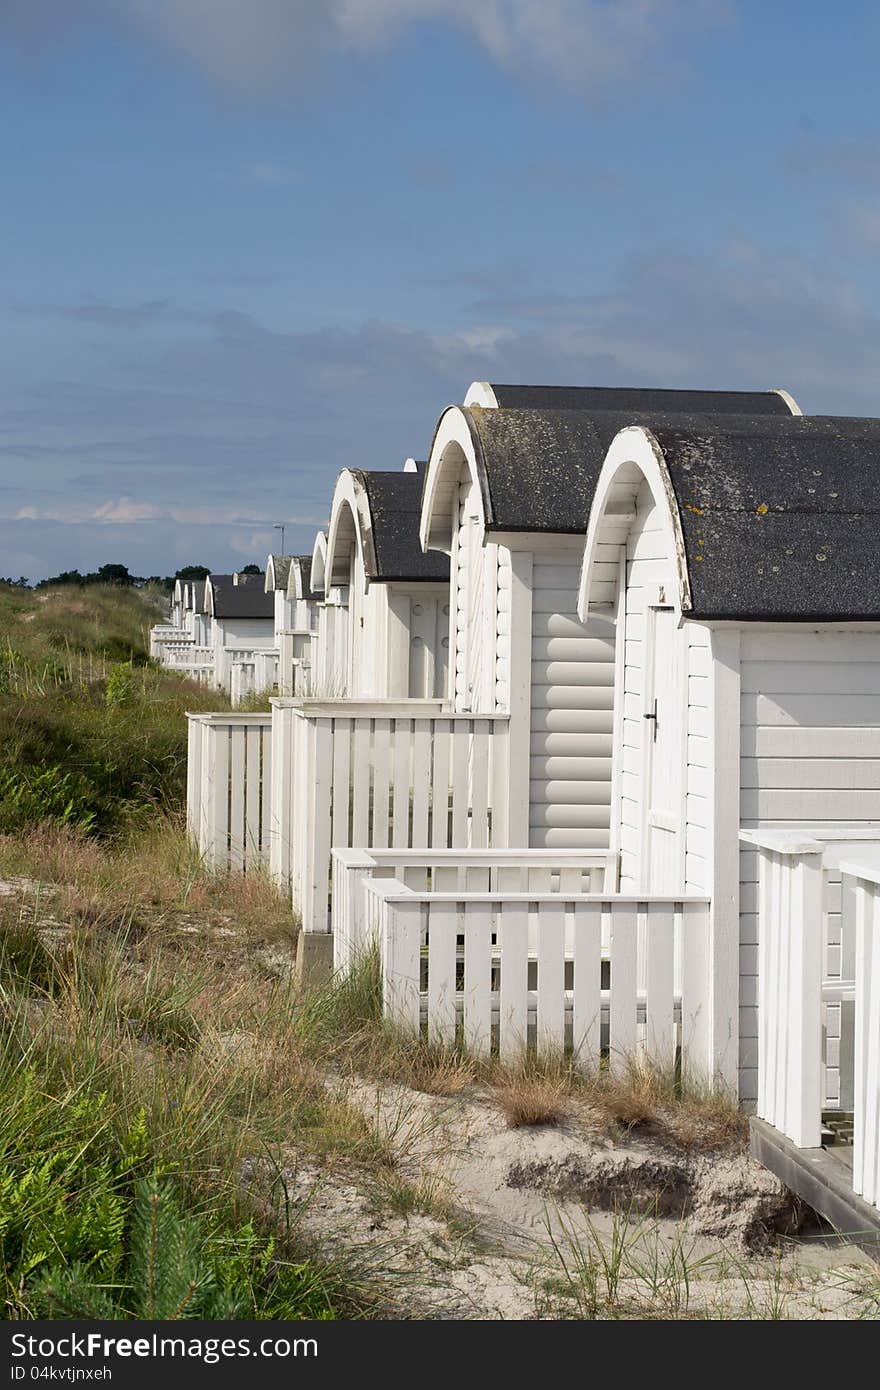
[
  {"x1": 365, "y1": 878, "x2": 711, "y2": 1068},
  {"x1": 839, "y1": 861, "x2": 880, "y2": 1209},
  {"x1": 742, "y1": 826, "x2": 880, "y2": 1212},
  {"x1": 171, "y1": 644, "x2": 212, "y2": 665},
  {"x1": 150, "y1": 625, "x2": 189, "y2": 658},
  {"x1": 271, "y1": 699, "x2": 511, "y2": 932},
  {"x1": 230, "y1": 650, "x2": 280, "y2": 706},
  {"x1": 332, "y1": 846, "x2": 618, "y2": 971},
  {"x1": 186, "y1": 712, "x2": 273, "y2": 870}
]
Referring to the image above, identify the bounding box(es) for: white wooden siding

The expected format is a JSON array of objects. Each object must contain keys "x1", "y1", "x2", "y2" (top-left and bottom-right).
[
  {"x1": 528, "y1": 543, "x2": 614, "y2": 849},
  {"x1": 738, "y1": 627, "x2": 880, "y2": 1104}
]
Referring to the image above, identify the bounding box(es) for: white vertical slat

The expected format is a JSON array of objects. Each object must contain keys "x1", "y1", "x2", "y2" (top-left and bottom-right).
[
  {"x1": 451, "y1": 721, "x2": 469, "y2": 846},
  {"x1": 537, "y1": 899, "x2": 565, "y2": 1053},
  {"x1": 764, "y1": 853, "x2": 782, "y2": 1127},
  {"x1": 609, "y1": 904, "x2": 638, "y2": 1074},
  {"x1": 245, "y1": 725, "x2": 261, "y2": 863},
  {"x1": 209, "y1": 724, "x2": 230, "y2": 871},
  {"x1": 463, "y1": 900, "x2": 492, "y2": 1054},
  {"x1": 227, "y1": 727, "x2": 245, "y2": 870},
  {"x1": 680, "y1": 900, "x2": 710, "y2": 1079},
  {"x1": 787, "y1": 855, "x2": 823, "y2": 1149},
  {"x1": 382, "y1": 892, "x2": 422, "y2": 1033},
  {"x1": 307, "y1": 717, "x2": 333, "y2": 933},
  {"x1": 499, "y1": 902, "x2": 528, "y2": 1062},
  {"x1": 430, "y1": 718, "x2": 450, "y2": 848},
  {"x1": 392, "y1": 718, "x2": 411, "y2": 847},
  {"x1": 427, "y1": 900, "x2": 457, "y2": 1047},
  {"x1": 756, "y1": 848, "x2": 772, "y2": 1120},
  {"x1": 372, "y1": 718, "x2": 390, "y2": 849},
  {"x1": 351, "y1": 718, "x2": 370, "y2": 846},
  {"x1": 572, "y1": 900, "x2": 602, "y2": 1068},
  {"x1": 411, "y1": 719, "x2": 431, "y2": 846},
  {"x1": 868, "y1": 885, "x2": 880, "y2": 1205},
  {"x1": 645, "y1": 903, "x2": 675, "y2": 1065},
  {"x1": 260, "y1": 722, "x2": 272, "y2": 865},
  {"x1": 470, "y1": 720, "x2": 490, "y2": 849},
  {"x1": 853, "y1": 876, "x2": 880, "y2": 1206}
]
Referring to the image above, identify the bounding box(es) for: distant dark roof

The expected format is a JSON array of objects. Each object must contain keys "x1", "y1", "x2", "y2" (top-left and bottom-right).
[
  {"x1": 355, "y1": 470, "x2": 449, "y2": 582},
  {"x1": 208, "y1": 573, "x2": 274, "y2": 619},
  {"x1": 644, "y1": 414, "x2": 880, "y2": 622},
  {"x1": 481, "y1": 385, "x2": 798, "y2": 415},
  {"x1": 191, "y1": 582, "x2": 206, "y2": 615},
  {"x1": 266, "y1": 555, "x2": 293, "y2": 591}
]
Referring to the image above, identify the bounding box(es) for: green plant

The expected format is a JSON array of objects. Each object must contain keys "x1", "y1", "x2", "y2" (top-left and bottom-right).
[{"x1": 105, "y1": 664, "x2": 135, "y2": 707}]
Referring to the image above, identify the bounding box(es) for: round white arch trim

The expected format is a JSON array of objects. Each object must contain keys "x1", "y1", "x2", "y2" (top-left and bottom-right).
[
  {"x1": 577, "y1": 426, "x2": 692, "y2": 622},
  {"x1": 325, "y1": 470, "x2": 374, "y2": 589},
  {"x1": 310, "y1": 531, "x2": 328, "y2": 596},
  {"x1": 463, "y1": 381, "x2": 499, "y2": 408},
  {"x1": 772, "y1": 387, "x2": 803, "y2": 416},
  {"x1": 420, "y1": 405, "x2": 490, "y2": 554}
]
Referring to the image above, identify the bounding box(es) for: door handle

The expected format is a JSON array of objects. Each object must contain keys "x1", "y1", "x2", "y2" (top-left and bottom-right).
[{"x1": 644, "y1": 698, "x2": 658, "y2": 742}]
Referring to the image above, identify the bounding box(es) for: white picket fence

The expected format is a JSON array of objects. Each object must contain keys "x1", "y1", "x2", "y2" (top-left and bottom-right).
[
  {"x1": 171, "y1": 645, "x2": 213, "y2": 665},
  {"x1": 150, "y1": 625, "x2": 188, "y2": 658},
  {"x1": 271, "y1": 699, "x2": 511, "y2": 931},
  {"x1": 364, "y1": 877, "x2": 711, "y2": 1068},
  {"x1": 174, "y1": 662, "x2": 215, "y2": 686},
  {"x1": 839, "y1": 861, "x2": 880, "y2": 1208},
  {"x1": 743, "y1": 827, "x2": 880, "y2": 1212},
  {"x1": 332, "y1": 846, "x2": 617, "y2": 970},
  {"x1": 230, "y1": 650, "x2": 280, "y2": 706},
  {"x1": 186, "y1": 712, "x2": 273, "y2": 870},
  {"x1": 278, "y1": 628, "x2": 316, "y2": 697}
]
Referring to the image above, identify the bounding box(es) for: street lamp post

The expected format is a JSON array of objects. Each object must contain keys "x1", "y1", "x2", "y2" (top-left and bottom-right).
[{"x1": 274, "y1": 523, "x2": 285, "y2": 555}]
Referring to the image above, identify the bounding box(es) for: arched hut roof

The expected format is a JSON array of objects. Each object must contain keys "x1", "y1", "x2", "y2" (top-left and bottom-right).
[
  {"x1": 265, "y1": 555, "x2": 293, "y2": 593},
  {"x1": 326, "y1": 467, "x2": 448, "y2": 587},
  {"x1": 463, "y1": 381, "x2": 801, "y2": 414},
  {"x1": 285, "y1": 555, "x2": 317, "y2": 603},
  {"x1": 421, "y1": 387, "x2": 803, "y2": 553},
  {"x1": 579, "y1": 414, "x2": 880, "y2": 623}
]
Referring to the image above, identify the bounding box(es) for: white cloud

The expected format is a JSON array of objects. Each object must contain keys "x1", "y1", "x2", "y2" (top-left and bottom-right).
[
  {"x1": 2, "y1": 1, "x2": 728, "y2": 97},
  {"x1": 92, "y1": 497, "x2": 164, "y2": 523}
]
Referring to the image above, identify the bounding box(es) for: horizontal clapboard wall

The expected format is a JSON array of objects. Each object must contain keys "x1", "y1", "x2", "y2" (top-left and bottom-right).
[{"x1": 528, "y1": 546, "x2": 615, "y2": 849}]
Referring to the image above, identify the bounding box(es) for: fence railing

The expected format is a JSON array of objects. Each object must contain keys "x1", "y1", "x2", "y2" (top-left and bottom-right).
[
  {"x1": 364, "y1": 878, "x2": 711, "y2": 1068},
  {"x1": 839, "y1": 860, "x2": 880, "y2": 1209},
  {"x1": 170, "y1": 645, "x2": 212, "y2": 665},
  {"x1": 332, "y1": 846, "x2": 618, "y2": 971},
  {"x1": 186, "y1": 712, "x2": 273, "y2": 870},
  {"x1": 742, "y1": 827, "x2": 880, "y2": 1213},
  {"x1": 270, "y1": 699, "x2": 511, "y2": 932},
  {"x1": 229, "y1": 650, "x2": 280, "y2": 707},
  {"x1": 150, "y1": 625, "x2": 188, "y2": 657}
]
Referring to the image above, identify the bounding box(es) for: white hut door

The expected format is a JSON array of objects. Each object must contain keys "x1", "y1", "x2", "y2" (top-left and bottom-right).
[{"x1": 644, "y1": 605, "x2": 685, "y2": 892}]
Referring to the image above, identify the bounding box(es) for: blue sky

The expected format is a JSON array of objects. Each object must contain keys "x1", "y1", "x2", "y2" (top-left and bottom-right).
[{"x1": 3, "y1": 0, "x2": 880, "y2": 580}]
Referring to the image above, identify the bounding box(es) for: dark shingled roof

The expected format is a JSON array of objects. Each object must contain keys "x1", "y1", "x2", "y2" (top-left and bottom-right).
[
  {"x1": 266, "y1": 555, "x2": 293, "y2": 591},
  {"x1": 451, "y1": 393, "x2": 803, "y2": 538},
  {"x1": 356, "y1": 470, "x2": 449, "y2": 582},
  {"x1": 481, "y1": 385, "x2": 797, "y2": 415},
  {"x1": 645, "y1": 413, "x2": 880, "y2": 621},
  {"x1": 208, "y1": 573, "x2": 274, "y2": 619},
  {"x1": 290, "y1": 555, "x2": 317, "y2": 599}
]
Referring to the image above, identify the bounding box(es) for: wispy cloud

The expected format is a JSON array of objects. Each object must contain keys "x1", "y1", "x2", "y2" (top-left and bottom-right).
[
  {"x1": 1, "y1": 1, "x2": 729, "y2": 99},
  {"x1": 250, "y1": 162, "x2": 300, "y2": 186}
]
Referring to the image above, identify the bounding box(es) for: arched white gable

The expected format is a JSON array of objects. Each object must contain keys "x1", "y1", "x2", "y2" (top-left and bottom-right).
[
  {"x1": 310, "y1": 532, "x2": 328, "y2": 596},
  {"x1": 325, "y1": 471, "x2": 372, "y2": 590},
  {"x1": 578, "y1": 426, "x2": 692, "y2": 622},
  {"x1": 420, "y1": 406, "x2": 488, "y2": 555},
  {"x1": 462, "y1": 381, "x2": 499, "y2": 408}
]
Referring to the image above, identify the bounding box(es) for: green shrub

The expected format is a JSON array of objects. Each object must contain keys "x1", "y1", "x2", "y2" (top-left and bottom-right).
[{"x1": 105, "y1": 664, "x2": 135, "y2": 707}]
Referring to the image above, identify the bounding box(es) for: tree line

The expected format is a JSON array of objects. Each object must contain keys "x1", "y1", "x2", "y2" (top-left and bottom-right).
[{"x1": 1, "y1": 564, "x2": 213, "y2": 592}]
